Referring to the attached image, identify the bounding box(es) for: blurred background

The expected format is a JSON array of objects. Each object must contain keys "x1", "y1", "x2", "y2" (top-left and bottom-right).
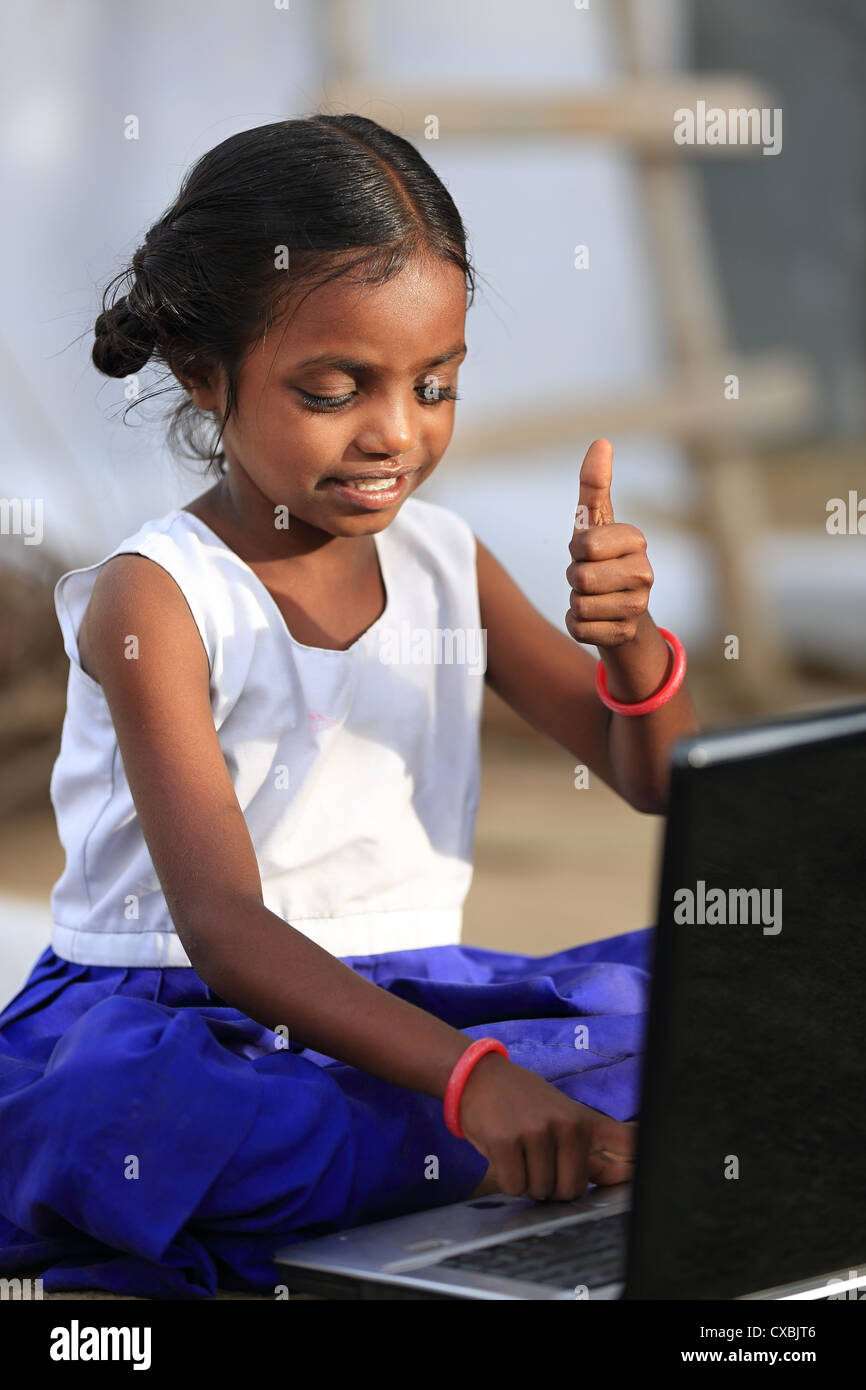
[{"x1": 1, "y1": 0, "x2": 864, "y2": 1003}]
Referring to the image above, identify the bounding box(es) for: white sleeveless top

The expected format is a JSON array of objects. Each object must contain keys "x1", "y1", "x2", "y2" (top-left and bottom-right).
[{"x1": 49, "y1": 498, "x2": 485, "y2": 967}]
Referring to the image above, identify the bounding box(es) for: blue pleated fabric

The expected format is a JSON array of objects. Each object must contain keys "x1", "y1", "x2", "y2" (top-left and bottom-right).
[{"x1": 0, "y1": 927, "x2": 654, "y2": 1298}]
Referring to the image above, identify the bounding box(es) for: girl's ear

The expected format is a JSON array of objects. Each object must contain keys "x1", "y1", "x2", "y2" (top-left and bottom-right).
[{"x1": 172, "y1": 363, "x2": 223, "y2": 413}]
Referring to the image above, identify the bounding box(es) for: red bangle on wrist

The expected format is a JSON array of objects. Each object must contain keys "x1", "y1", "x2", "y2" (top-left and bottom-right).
[
  {"x1": 595, "y1": 626, "x2": 686, "y2": 717},
  {"x1": 444, "y1": 1037, "x2": 509, "y2": 1139}
]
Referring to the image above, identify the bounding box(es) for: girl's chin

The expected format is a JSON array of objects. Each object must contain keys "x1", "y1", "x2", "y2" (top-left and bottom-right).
[
  {"x1": 290, "y1": 500, "x2": 404, "y2": 540},
  {"x1": 321, "y1": 508, "x2": 403, "y2": 537}
]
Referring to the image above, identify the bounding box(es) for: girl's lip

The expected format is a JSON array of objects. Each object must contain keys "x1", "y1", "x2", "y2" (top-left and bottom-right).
[{"x1": 326, "y1": 473, "x2": 411, "y2": 510}]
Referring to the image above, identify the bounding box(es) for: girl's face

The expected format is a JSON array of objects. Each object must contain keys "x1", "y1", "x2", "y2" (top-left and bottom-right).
[{"x1": 190, "y1": 253, "x2": 468, "y2": 539}]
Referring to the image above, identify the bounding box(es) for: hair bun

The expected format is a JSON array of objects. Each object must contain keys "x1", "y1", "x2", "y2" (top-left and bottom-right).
[{"x1": 92, "y1": 296, "x2": 157, "y2": 377}]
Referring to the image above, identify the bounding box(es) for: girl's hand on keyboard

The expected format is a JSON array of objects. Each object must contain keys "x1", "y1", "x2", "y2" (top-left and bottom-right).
[{"x1": 458, "y1": 1050, "x2": 636, "y2": 1201}]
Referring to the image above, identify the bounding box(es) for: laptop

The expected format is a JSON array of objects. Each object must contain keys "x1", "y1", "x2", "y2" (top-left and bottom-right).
[{"x1": 274, "y1": 700, "x2": 866, "y2": 1299}]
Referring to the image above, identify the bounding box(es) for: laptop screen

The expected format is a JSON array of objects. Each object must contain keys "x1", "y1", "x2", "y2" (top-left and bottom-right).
[{"x1": 625, "y1": 702, "x2": 866, "y2": 1299}]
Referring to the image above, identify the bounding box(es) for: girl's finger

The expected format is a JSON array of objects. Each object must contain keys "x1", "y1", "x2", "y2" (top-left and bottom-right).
[
  {"x1": 488, "y1": 1139, "x2": 528, "y2": 1199},
  {"x1": 586, "y1": 1116, "x2": 638, "y2": 1186},
  {"x1": 569, "y1": 521, "x2": 646, "y2": 564},
  {"x1": 566, "y1": 556, "x2": 653, "y2": 595},
  {"x1": 576, "y1": 438, "x2": 615, "y2": 528},
  {"x1": 568, "y1": 590, "x2": 649, "y2": 624},
  {"x1": 587, "y1": 1145, "x2": 637, "y2": 1186},
  {"x1": 565, "y1": 612, "x2": 639, "y2": 647},
  {"x1": 523, "y1": 1130, "x2": 558, "y2": 1202},
  {"x1": 552, "y1": 1126, "x2": 591, "y2": 1203}
]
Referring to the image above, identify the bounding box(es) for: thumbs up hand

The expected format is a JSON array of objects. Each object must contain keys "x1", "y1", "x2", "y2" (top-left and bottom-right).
[{"x1": 566, "y1": 438, "x2": 655, "y2": 649}]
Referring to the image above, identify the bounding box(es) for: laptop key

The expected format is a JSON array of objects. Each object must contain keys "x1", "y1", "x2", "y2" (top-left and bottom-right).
[{"x1": 436, "y1": 1212, "x2": 629, "y2": 1289}]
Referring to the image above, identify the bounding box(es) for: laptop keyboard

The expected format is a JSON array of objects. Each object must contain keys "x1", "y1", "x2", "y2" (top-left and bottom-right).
[{"x1": 435, "y1": 1211, "x2": 629, "y2": 1290}]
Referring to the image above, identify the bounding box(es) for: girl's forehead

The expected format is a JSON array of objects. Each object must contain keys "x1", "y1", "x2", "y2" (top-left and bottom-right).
[{"x1": 264, "y1": 259, "x2": 467, "y2": 366}]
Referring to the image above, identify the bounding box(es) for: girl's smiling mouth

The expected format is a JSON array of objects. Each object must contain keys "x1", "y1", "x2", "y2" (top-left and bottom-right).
[{"x1": 323, "y1": 468, "x2": 419, "y2": 510}]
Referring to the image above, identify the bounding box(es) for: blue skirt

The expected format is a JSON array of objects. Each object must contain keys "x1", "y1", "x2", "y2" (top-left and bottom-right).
[{"x1": 0, "y1": 927, "x2": 654, "y2": 1298}]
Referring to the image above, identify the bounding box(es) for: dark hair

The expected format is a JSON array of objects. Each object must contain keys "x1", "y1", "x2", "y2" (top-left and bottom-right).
[{"x1": 92, "y1": 113, "x2": 478, "y2": 476}]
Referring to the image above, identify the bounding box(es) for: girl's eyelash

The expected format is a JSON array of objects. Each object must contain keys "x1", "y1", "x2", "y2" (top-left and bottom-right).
[{"x1": 298, "y1": 385, "x2": 461, "y2": 413}]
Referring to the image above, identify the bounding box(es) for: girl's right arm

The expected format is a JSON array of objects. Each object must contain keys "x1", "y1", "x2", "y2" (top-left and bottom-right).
[{"x1": 79, "y1": 553, "x2": 636, "y2": 1201}]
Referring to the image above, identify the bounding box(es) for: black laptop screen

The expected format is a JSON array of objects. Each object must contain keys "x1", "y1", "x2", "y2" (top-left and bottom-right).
[{"x1": 626, "y1": 706, "x2": 866, "y2": 1300}]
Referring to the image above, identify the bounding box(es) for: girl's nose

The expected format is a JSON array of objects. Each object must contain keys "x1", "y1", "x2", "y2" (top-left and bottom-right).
[{"x1": 353, "y1": 393, "x2": 418, "y2": 459}]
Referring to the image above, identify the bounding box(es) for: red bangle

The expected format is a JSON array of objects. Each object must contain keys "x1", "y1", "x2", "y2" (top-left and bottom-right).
[
  {"x1": 595, "y1": 627, "x2": 686, "y2": 717},
  {"x1": 444, "y1": 1037, "x2": 509, "y2": 1139}
]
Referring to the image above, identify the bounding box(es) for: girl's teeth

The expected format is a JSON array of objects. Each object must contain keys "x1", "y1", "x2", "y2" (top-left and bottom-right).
[{"x1": 349, "y1": 477, "x2": 398, "y2": 491}]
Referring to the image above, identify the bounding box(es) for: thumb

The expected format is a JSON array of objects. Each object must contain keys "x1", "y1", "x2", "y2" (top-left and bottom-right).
[{"x1": 575, "y1": 437, "x2": 615, "y2": 530}]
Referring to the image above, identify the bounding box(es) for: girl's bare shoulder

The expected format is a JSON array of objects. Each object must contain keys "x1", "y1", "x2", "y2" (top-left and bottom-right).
[{"x1": 78, "y1": 551, "x2": 207, "y2": 687}]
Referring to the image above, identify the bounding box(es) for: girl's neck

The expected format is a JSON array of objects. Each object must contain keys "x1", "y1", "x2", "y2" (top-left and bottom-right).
[
  {"x1": 193, "y1": 476, "x2": 326, "y2": 563},
  {"x1": 184, "y1": 477, "x2": 387, "y2": 651},
  {"x1": 184, "y1": 475, "x2": 381, "y2": 593}
]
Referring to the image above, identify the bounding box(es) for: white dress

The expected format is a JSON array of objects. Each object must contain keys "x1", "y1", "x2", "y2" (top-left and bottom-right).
[{"x1": 48, "y1": 497, "x2": 485, "y2": 965}]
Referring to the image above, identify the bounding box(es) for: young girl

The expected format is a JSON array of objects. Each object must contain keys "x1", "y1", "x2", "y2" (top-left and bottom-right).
[{"x1": 0, "y1": 114, "x2": 698, "y2": 1298}]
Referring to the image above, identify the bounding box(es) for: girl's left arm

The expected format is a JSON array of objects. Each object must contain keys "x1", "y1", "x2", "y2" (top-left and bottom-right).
[{"x1": 475, "y1": 438, "x2": 700, "y2": 815}]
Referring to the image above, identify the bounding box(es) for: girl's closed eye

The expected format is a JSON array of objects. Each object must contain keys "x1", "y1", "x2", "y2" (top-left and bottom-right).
[{"x1": 298, "y1": 383, "x2": 462, "y2": 413}]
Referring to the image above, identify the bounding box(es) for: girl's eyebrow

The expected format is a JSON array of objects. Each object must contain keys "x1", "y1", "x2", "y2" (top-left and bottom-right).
[{"x1": 291, "y1": 343, "x2": 467, "y2": 374}]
